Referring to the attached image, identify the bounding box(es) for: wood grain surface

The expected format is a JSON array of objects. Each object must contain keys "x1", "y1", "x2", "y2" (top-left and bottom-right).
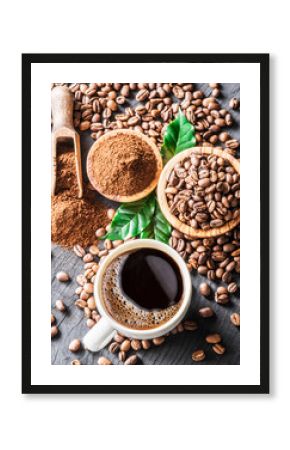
[{"x1": 51, "y1": 83, "x2": 240, "y2": 365}]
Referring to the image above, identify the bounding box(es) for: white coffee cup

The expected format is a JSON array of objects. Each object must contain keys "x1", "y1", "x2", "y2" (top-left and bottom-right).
[{"x1": 82, "y1": 239, "x2": 192, "y2": 352}]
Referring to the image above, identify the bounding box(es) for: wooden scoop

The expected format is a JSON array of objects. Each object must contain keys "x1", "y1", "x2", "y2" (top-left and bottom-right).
[{"x1": 51, "y1": 86, "x2": 83, "y2": 198}]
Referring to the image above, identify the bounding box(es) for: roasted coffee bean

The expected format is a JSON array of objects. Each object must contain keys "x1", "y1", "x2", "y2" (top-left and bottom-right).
[
  {"x1": 114, "y1": 333, "x2": 125, "y2": 344},
  {"x1": 141, "y1": 340, "x2": 151, "y2": 350},
  {"x1": 69, "y1": 339, "x2": 81, "y2": 352},
  {"x1": 192, "y1": 349, "x2": 206, "y2": 362},
  {"x1": 55, "y1": 299, "x2": 66, "y2": 312},
  {"x1": 73, "y1": 244, "x2": 86, "y2": 258},
  {"x1": 71, "y1": 359, "x2": 81, "y2": 365},
  {"x1": 199, "y1": 282, "x2": 211, "y2": 297},
  {"x1": 228, "y1": 282, "x2": 238, "y2": 293},
  {"x1": 120, "y1": 339, "x2": 131, "y2": 352},
  {"x1": 124, "y1": 355, "x2": 138, "y2": 365},
  {"x1": 98, "y1": 357, "x2": 112, "y2": 365},
  {"x1": 230, "y1": 312, "x2": 240, "y2": 326},
  {"x1": 51, "y1": 313, "x2": 55, "y2": 324},
  {"x1": 205, "y1": 333, "x2": 222, "y2": 344},
  {"x1": 229, "y1": 97, "x2": 240, "y2": 110},
  {"x1": 183, "y1": 320, "x2": 198, "y2": 331},
  {"x1": 51, "y1": 325, "x2": 58, "y2": 338},
  {"x1": 199, "y1": 307, "x2": 214, "y2": 318},
  {"x1": 109, "y1": 342, "x2": 120, "y2": 353},
  {"x1": 83, "y1": 253, "x2": 94, "y2": 263},
  {"x1": 87, "y1": 296, "x2": 96, "y2": 310},
  {"x1": 118, "y1": 351, "x2": 126, "y2": 362},
  {"x1": 131, "y1": 339, "x2": 142, "y2": 351},
  {"x1": 153, "y1": 337, "x2": 165, "y2": 346},
  {"x1": 212, "y1": 343, "x2": 226, "y2": 355},
  {"x1": 95, "y1": 227, "x2": 106, "y2": 238},
  {"x1": 86, "y1": 318, "x2": 95, "y2": 328},
  {"x1": 56, "y1": 271, "x2": 70, "y2": 282},
  {"x1": 89, "y1": 245, "x2": 99, "y2": 256},
  {"x1": 107, "y1": 208, "x2": 116, "y2": 220}
]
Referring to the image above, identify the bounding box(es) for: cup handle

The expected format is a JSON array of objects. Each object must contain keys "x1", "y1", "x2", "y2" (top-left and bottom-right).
[{"x1": 82, "y1": 317, "x2": 116, "y2": 352}]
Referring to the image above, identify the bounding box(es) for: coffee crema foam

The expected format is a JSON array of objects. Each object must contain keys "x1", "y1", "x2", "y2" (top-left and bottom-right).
[{"x1": 102, "y1": 255, "x2": 182, "y2": 330}]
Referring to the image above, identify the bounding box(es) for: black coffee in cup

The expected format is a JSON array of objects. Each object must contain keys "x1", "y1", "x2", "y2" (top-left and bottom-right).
[{"x1": 102, "y1": 248, "x2": 183, "y2": 330}]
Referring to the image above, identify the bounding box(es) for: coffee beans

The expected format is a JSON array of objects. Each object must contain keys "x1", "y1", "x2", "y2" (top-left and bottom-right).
[
  {"x1": 199, "y1": 282, "x2": 211, "y2": 297},
  {"x1": 166, "y1": 152, "x2": 240, "y2": 231},
  {"x1": 71, "y1": 359, "x2": 81, "y2": 365},
  {"x1": 124, "y1": 355, "x2": 138, "y2": 365},
  {"x1": 228, "y1": 282, "x2": 238, "y2": 294},
  {"x1": 55, "y1": 299, "x2": 66, "y2": 312},
  {"x1": 120, "y1": 339, "x2": 131, "y2": 352},
  {"x1": 212, "y1": 343, "x2": 226, "y2": 355},
  {"x1": 69, "y1": 339, "x2": 81, "y2": 352},
  {"x1": 51, "y1": 325, "x2": 58, "y2": 338},
  {"x1": 230, "y1": 312, "x2": 240, "y2": 326},
  {"x1": 199, "y1": 307, "x2": 214, "y2": 318},
  {"x1": 183, "y1": 320, "x2": 198, "y2": 331},
  {"x1": 205, "y1": 333, "x2": 222, "y2": 344},
  {"x1": 52, "y1": 82, "x2": 239, "y2": 152},
  {"x1": 51, "y1": 314, "x2": 55, "y2": 324},
  {"x1": 56, "y1": 271, "x2": 70, "y2": 282},
  {"x1": 153, "y1": 337, "x2": 165, "y2": 346},
  {"x1": 215, "y1": 286, "x2": 230, "y2": 305},
  {"x1": 192, "y1": 349, "x2": 206, "y2": 362},
  {"x1": 98, "y1": 356, "x2": 112, "y2": 365},
  {"x1": 229, "y1": 97, "x2": 240, "y2": 110},
  {"x1": 73, "y1": 244, "x2": 86, "y2": 258},
  {"x1": 131, "y1": 339, "x2": 141, "y2": 351}
]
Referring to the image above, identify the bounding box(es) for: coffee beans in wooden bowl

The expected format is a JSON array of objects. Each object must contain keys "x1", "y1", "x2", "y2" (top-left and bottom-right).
[{"x1": 157, "y1": 146, "x2": 240, "y2": 238}]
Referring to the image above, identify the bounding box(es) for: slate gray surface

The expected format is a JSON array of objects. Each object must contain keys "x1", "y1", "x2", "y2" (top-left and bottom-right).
[{"x1": 51, "y1": 82, "x2": 240, "y2": 365}]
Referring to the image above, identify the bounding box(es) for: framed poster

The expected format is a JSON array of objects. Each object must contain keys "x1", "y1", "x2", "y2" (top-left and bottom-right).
[{"x1": 22, "y1": 53, "x2": 269, "y2": 394}]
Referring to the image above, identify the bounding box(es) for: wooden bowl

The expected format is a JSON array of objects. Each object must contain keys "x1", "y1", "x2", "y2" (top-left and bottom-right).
[
  {"x1": 87, "y1": 129, "x2": 163, "y2": 203},
  {"x1": 157, "y1": 146, "x2": 240, "y2": 238}
]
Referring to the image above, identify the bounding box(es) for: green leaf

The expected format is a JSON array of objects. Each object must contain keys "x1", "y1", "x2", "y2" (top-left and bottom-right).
[
  {"x1": 140, "y1": 203, "x2": 172, "y2": 244},
  {"x1": 105, "y1": 194, "x2": 156, "y2": 240},
  {"x1": 161, "y1": 110, "x2": 196, "y2": 163}
]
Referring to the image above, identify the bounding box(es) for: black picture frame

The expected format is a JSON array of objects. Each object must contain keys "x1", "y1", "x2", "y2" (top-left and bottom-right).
[{"x1": 22, "y1": 53, "x2": 269, "y2": 394}]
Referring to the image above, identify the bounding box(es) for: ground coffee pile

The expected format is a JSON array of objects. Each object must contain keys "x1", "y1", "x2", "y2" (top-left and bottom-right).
[
  {"x1": 51, "y1": 149, "x2": 108, "y2": 248},
  {"x1": 90, "y1": 133, "x2": 157, "y2": 197}
]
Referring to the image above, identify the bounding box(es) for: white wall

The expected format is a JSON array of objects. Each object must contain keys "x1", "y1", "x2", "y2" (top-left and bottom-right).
[{"x1": 0, "y1": 1, "x2": 288, "y2": 449}]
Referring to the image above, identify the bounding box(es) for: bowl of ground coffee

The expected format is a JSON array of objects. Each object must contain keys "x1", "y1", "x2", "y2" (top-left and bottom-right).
[{"x1": 86, "y1": 129, "x2": 163, "y2": 202}]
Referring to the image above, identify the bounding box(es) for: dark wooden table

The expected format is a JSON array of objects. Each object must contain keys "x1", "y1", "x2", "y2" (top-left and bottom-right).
[{"x1": 51, "y1": 83, "x2": 240, "y2": 365}]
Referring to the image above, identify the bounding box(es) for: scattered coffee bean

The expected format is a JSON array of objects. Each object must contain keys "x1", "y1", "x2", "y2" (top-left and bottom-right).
[
  {"x1": 51, "y1": 325, "x2": 59, "y2": 338},
  {"x1": 107, "y1": 208, "x2": 116, "y2": 220},
  {"x1": 199, "y1": 306, "x2": 214, "y2": 318},
  {"x1": 120, "y1": 339, "x2": 131, "y2": 352},
  {"x1": 215, "y1": 287, "x2": 230, "y2": 304},
  {"x1": 89, "y1": 245, "x2": 99, "y2": 256},
  {"x1": 56, "y1": 271, "x2": 70, "y2": 282},
  {"x1": 230, "y1": 312, "x2": 240, "y2": 326},
  {"x1": 86, "y1": 318, "x2": 95, "y2": 328},
  {"x1": 114, "y1": 333, "x2": 125, "y2": 343},
  {"x1": 71, "y1": 359, "x2": 81, "y2": 365},
  {"x1": 124, "y1": 355, "x2": 138, "y2": 365},
  {"x1": 83, "y1": 253, "x2": 94, "y2": 263},
  {"x1": 153, "y1": 337, "x2": 165, "y2": 346},
  {"x1": 131, "y1": 339, "x2": 141, "y2": 351},
  {"x1": 73, "y1": 244, "x2": 86, "y2": 258},
  {"x1": 95, "y1": 227, "x2": 106, "y2": 238},
  {"x1": 51, "y1": 314, "x2": 55, "y2": 324},
  {"x1": 228, "y1": 282, "x2": 238, "y2": 294},
  {"x1": 109, "y1": 342, "x2": 120, "y2": 353},
  {"x1": 212, "y1": 343, "x2": 226, "y2": 355},
  {"x1": 199, "y1": 282, "x2": 211, "y2": 297},
  {"x1": 141, "y1": 340, "x2": 151, "y2": 350},
  {"x1": 183, "y1": 320, "x2": 198, "y2": 331},
  {"x1": 55, "y1": 299, "x2": 66, "y2": 312},
  {"x1": 87, "y1": 296, "x2": 96, "y2": 310},
  {"x1": 192, "y1": 349, "x2": 206, "y2": 362},
  {"x1": 205, "y1": 333, "x2": 222, "y2": 344},
  {"x1": 229, "y1": 97, "x2": 240, "y2": 110},
  {"x1": 118, "y1": 351, "x2": 126, "y2": 362},
  {"x1": 98, "y1": 356, "x2": 112, "y2": 365},
  {"x1": 82, "y1": 282, "x2": 93, "y2": 294},
  {"x1": 69, "y1": 339, "x2": 81, "y2": 352}
]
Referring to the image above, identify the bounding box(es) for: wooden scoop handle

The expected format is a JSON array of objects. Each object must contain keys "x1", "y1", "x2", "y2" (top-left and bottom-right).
[{"x1": 51, "y1": 86, "x2": 74, "y2": 130}]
